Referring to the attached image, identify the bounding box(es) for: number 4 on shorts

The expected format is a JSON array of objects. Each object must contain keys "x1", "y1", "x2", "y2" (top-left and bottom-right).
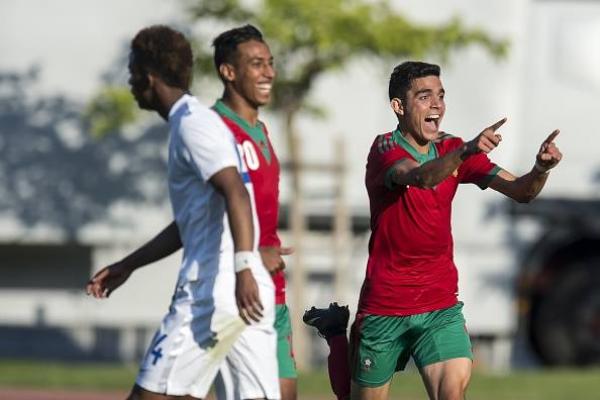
[{"x1": 150, "y1": 333, "x2": 168, "y2": 365}]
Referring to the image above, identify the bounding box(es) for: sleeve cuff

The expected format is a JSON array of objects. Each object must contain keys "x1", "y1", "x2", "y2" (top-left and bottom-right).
[{"x1": 476, "y1": 165, "x2": 502, "y2": 190}]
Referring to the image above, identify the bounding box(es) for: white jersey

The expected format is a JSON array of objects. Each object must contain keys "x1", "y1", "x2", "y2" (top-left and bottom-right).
[
  {"x1": 167, "y1": 94, "x2": 260, "y2": 283},
  {"x1": 135, "y1": 94, "x2": 279, "y2": 399}
]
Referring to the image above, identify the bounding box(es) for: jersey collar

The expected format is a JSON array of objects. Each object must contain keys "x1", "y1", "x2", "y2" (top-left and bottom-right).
[
  {"x1": 213, "y1": 99, "x2": 272, "y2": 163},
  {"x1": 213, "y1": 99, "x2": 263, "y2": 131},
  {"x1": 392, "y1": 127, "x2": 438, "y2": 164}
]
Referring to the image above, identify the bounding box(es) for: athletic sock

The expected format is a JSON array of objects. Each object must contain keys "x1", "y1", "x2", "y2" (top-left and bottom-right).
[{"x1": 327, "y1": 333, "x2": 351, "y2": 400}]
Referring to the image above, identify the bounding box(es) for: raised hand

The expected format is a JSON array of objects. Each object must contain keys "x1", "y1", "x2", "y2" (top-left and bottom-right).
[
  {"x1": 259, "y1": 246, "x2": 294, "y2": 274},
  {"x1": 86, "y1": 262, "x2": 133, "y2": 299},
  {"x1": 235, "y1": 269, "x2": 263, "y2": 324},
  {"x1": 464, "y1": 117, "x2": 507, "y2": 157},
  {"x1": 535, "y1": 129, "x2": 562, "y2": 172}
]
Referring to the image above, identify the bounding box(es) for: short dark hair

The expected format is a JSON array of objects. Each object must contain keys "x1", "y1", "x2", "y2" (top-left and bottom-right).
[
  {"x1": 388, "y1": 61, "x2": 441, "y2": 100},
  {"x1": 130, "y1": 25, "x2": 193, "y2": 90},
  {"x1": 212, "y1": 24, "x2": 264, "y2": 69}
]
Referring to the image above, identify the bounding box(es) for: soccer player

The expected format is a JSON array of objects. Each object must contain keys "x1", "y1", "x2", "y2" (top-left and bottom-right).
[
  {"x1": 86, "y1": 25, "x2": 279, "y2": 400},
  {"x1": 87, "y1": 25, "x2": 297, "y2": 400},
  {"x1": 304, "y1": 61, "x2": 562, "y2": 400},
  {"x1": 210, "y1": 25, "x2": 298, "y2": 400}
]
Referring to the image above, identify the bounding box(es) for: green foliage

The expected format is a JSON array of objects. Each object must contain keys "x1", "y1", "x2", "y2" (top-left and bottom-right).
[
  {"x1": 84, "y1": 86, "x2": 137, "y2": 138},
  {"x1": 187, "y1": 0, "x2": 508, "y2": 115},
  {"x1": 86, "y1": 0, "x2": 508, "y2": 135}
]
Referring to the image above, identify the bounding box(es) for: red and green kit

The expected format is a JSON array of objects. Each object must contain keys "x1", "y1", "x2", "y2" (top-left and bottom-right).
[
  {"x1": 213, "y1": 100, "x2": 286, "y2": 305},
  {"x1": 359, "y1": 128, "x2": 501, "y2": 316}
]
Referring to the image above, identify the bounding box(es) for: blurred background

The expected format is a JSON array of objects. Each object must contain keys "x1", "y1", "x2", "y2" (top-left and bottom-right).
[{"x1": 1, "y1": 0, "x2": 599, "y2": 397}]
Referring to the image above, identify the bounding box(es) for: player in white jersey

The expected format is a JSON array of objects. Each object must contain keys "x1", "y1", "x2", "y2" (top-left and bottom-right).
[{"x1": 86, "y1": 25, "x2": 279, "y2": 400}]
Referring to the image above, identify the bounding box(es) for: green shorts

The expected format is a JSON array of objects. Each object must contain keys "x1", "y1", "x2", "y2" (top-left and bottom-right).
[
  {"x1": 350, "y1": 302, "x2": 472, "y2": 387},
  {"x1": 275, "y1": 304, "x2": 297, "y2": 379}
]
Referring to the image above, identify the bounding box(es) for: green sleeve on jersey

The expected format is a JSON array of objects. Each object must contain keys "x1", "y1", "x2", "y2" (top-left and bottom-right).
[
  {"x1": 384, "y1": 163, "x2": 408, "y2": 190},
  {"x1": 477, "y1": 165, "x2": 502, "y2": 189},
  {"x1": 384, "y1": 166, "x2": 396, "y2": 190}
]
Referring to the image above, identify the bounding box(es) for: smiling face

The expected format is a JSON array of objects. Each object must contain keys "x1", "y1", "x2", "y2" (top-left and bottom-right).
[
  {"x1": 394, "y1": 75, "x2": 445, "y2": 149},
  {"x1": 225, "y1": 39, "x2": 275, "y2": 108}
]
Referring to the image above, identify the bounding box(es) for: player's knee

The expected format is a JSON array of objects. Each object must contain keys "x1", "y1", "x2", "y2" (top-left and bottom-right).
[{"x1": 439, "y1": 372, "x2": 470, "y2": 400}]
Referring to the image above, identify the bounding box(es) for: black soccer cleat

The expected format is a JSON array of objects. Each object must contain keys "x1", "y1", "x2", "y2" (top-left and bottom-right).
[{"x1": 303, "y1": 302, "x2": 350, "y2": 339}]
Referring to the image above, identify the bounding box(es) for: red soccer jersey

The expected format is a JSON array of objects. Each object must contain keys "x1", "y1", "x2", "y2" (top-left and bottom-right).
[
  {"x1": 358, "y1": 129, "x2": 500, "y2": 316},
  {"x1": 214, "y1": 101, "x2": 286, "y2": 304}
]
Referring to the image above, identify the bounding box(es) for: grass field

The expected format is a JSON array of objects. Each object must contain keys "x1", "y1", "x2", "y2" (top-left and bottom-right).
[{"x1": 1, "y1": 360, "x2": 599, "y2": 399}]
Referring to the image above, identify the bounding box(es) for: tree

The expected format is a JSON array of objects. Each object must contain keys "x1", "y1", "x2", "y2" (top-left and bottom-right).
[
  {"x1": 187, "y1": 0, "x2": 507, "y2": 174},
  {"x1": 90, "y1": 0, "x2": 508, "y2": 159}
]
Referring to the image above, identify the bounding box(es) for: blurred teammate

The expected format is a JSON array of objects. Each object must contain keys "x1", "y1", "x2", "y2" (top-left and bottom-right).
[
  {"x1": 86, "y1": 25, "x2": 279, "y2": 400},
  {"x1": 87, "y1": 25, "x2": 296, "y2": 400},
  {"x1": 304, "y1": 61, "x2": 562, "y2": 400}
]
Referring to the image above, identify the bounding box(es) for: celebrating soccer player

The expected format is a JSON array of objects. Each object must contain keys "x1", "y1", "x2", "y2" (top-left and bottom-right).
[{"x1": 304, "y1": 61, "x2": 562, "y2": 400}]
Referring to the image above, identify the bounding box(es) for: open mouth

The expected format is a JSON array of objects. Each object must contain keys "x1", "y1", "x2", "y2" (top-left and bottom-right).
[
  {"x1": 424, "y1": 114, "x2": 440, "y2": 131},
  {"x1": 257, "y1": 83, "x2": 272, "y2": 94}
]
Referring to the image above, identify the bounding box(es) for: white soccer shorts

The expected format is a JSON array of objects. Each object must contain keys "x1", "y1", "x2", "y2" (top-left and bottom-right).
[{"x1": 135, "y1": 266, "x2": 280, "y2": 399}]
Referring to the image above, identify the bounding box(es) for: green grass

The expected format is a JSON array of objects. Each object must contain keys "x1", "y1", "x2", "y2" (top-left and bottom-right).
[
  {"x1": 0, "y1": 360, "x2": 137, "y2": 391},
  {"x1": 306, "y1": 368, "x2": 600, "y2": 399},
  {"x1": 1, "y1": 360, "x2": 599, "y2": 399}
]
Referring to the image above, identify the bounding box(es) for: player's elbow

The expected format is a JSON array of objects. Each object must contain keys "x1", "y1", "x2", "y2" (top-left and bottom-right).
[{"x1": 513, "y1": 192, "x2": 537, "y2": 204}]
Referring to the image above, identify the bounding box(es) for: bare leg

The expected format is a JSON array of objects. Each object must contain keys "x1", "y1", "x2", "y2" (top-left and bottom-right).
[{"x1": 419, "y1": 358, "x2": 472, "y2": 400}]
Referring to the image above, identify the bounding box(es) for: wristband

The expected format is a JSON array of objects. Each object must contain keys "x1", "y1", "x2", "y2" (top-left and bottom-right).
[
  {"x1": 534, "y1": 161, "x2": 550, "y2": 174},
  {"x1": 234, "y1": 251, "x2": 259, "y2": 273}
]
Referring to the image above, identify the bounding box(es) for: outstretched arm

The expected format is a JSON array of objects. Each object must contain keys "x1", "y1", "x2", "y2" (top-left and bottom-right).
[
  {"x1": 86, "y1": 221, "x2": 182, "y2": 298},
  {"x1": 388, "y1": 118, "x2": 506, "y2": 189},
  {"x1": 488, "y1": 130, "x2": 562, "y2": 203}
]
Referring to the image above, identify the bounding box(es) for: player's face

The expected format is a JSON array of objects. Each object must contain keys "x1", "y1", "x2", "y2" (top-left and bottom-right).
[
  {"x1": 128, "y1": 53, "x2": 154, "y2": 110},
  {"x1": 230, "y1": 40, "x2": 275, "y2": 108},
  {"x1": 401, "y1": 75, "x2": 445, "y2": 146}
]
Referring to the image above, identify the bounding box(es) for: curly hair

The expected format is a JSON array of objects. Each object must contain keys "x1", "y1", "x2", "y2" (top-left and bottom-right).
[
  {"x1": 389, "y1": 61, "x2": 440, "y2": 101},
  {"x1": 212, "y1": 24, "x2": 264, "y2": 70},
  {"x1": 130, "y1": 25, "x2": 193, "y2": 90}
]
